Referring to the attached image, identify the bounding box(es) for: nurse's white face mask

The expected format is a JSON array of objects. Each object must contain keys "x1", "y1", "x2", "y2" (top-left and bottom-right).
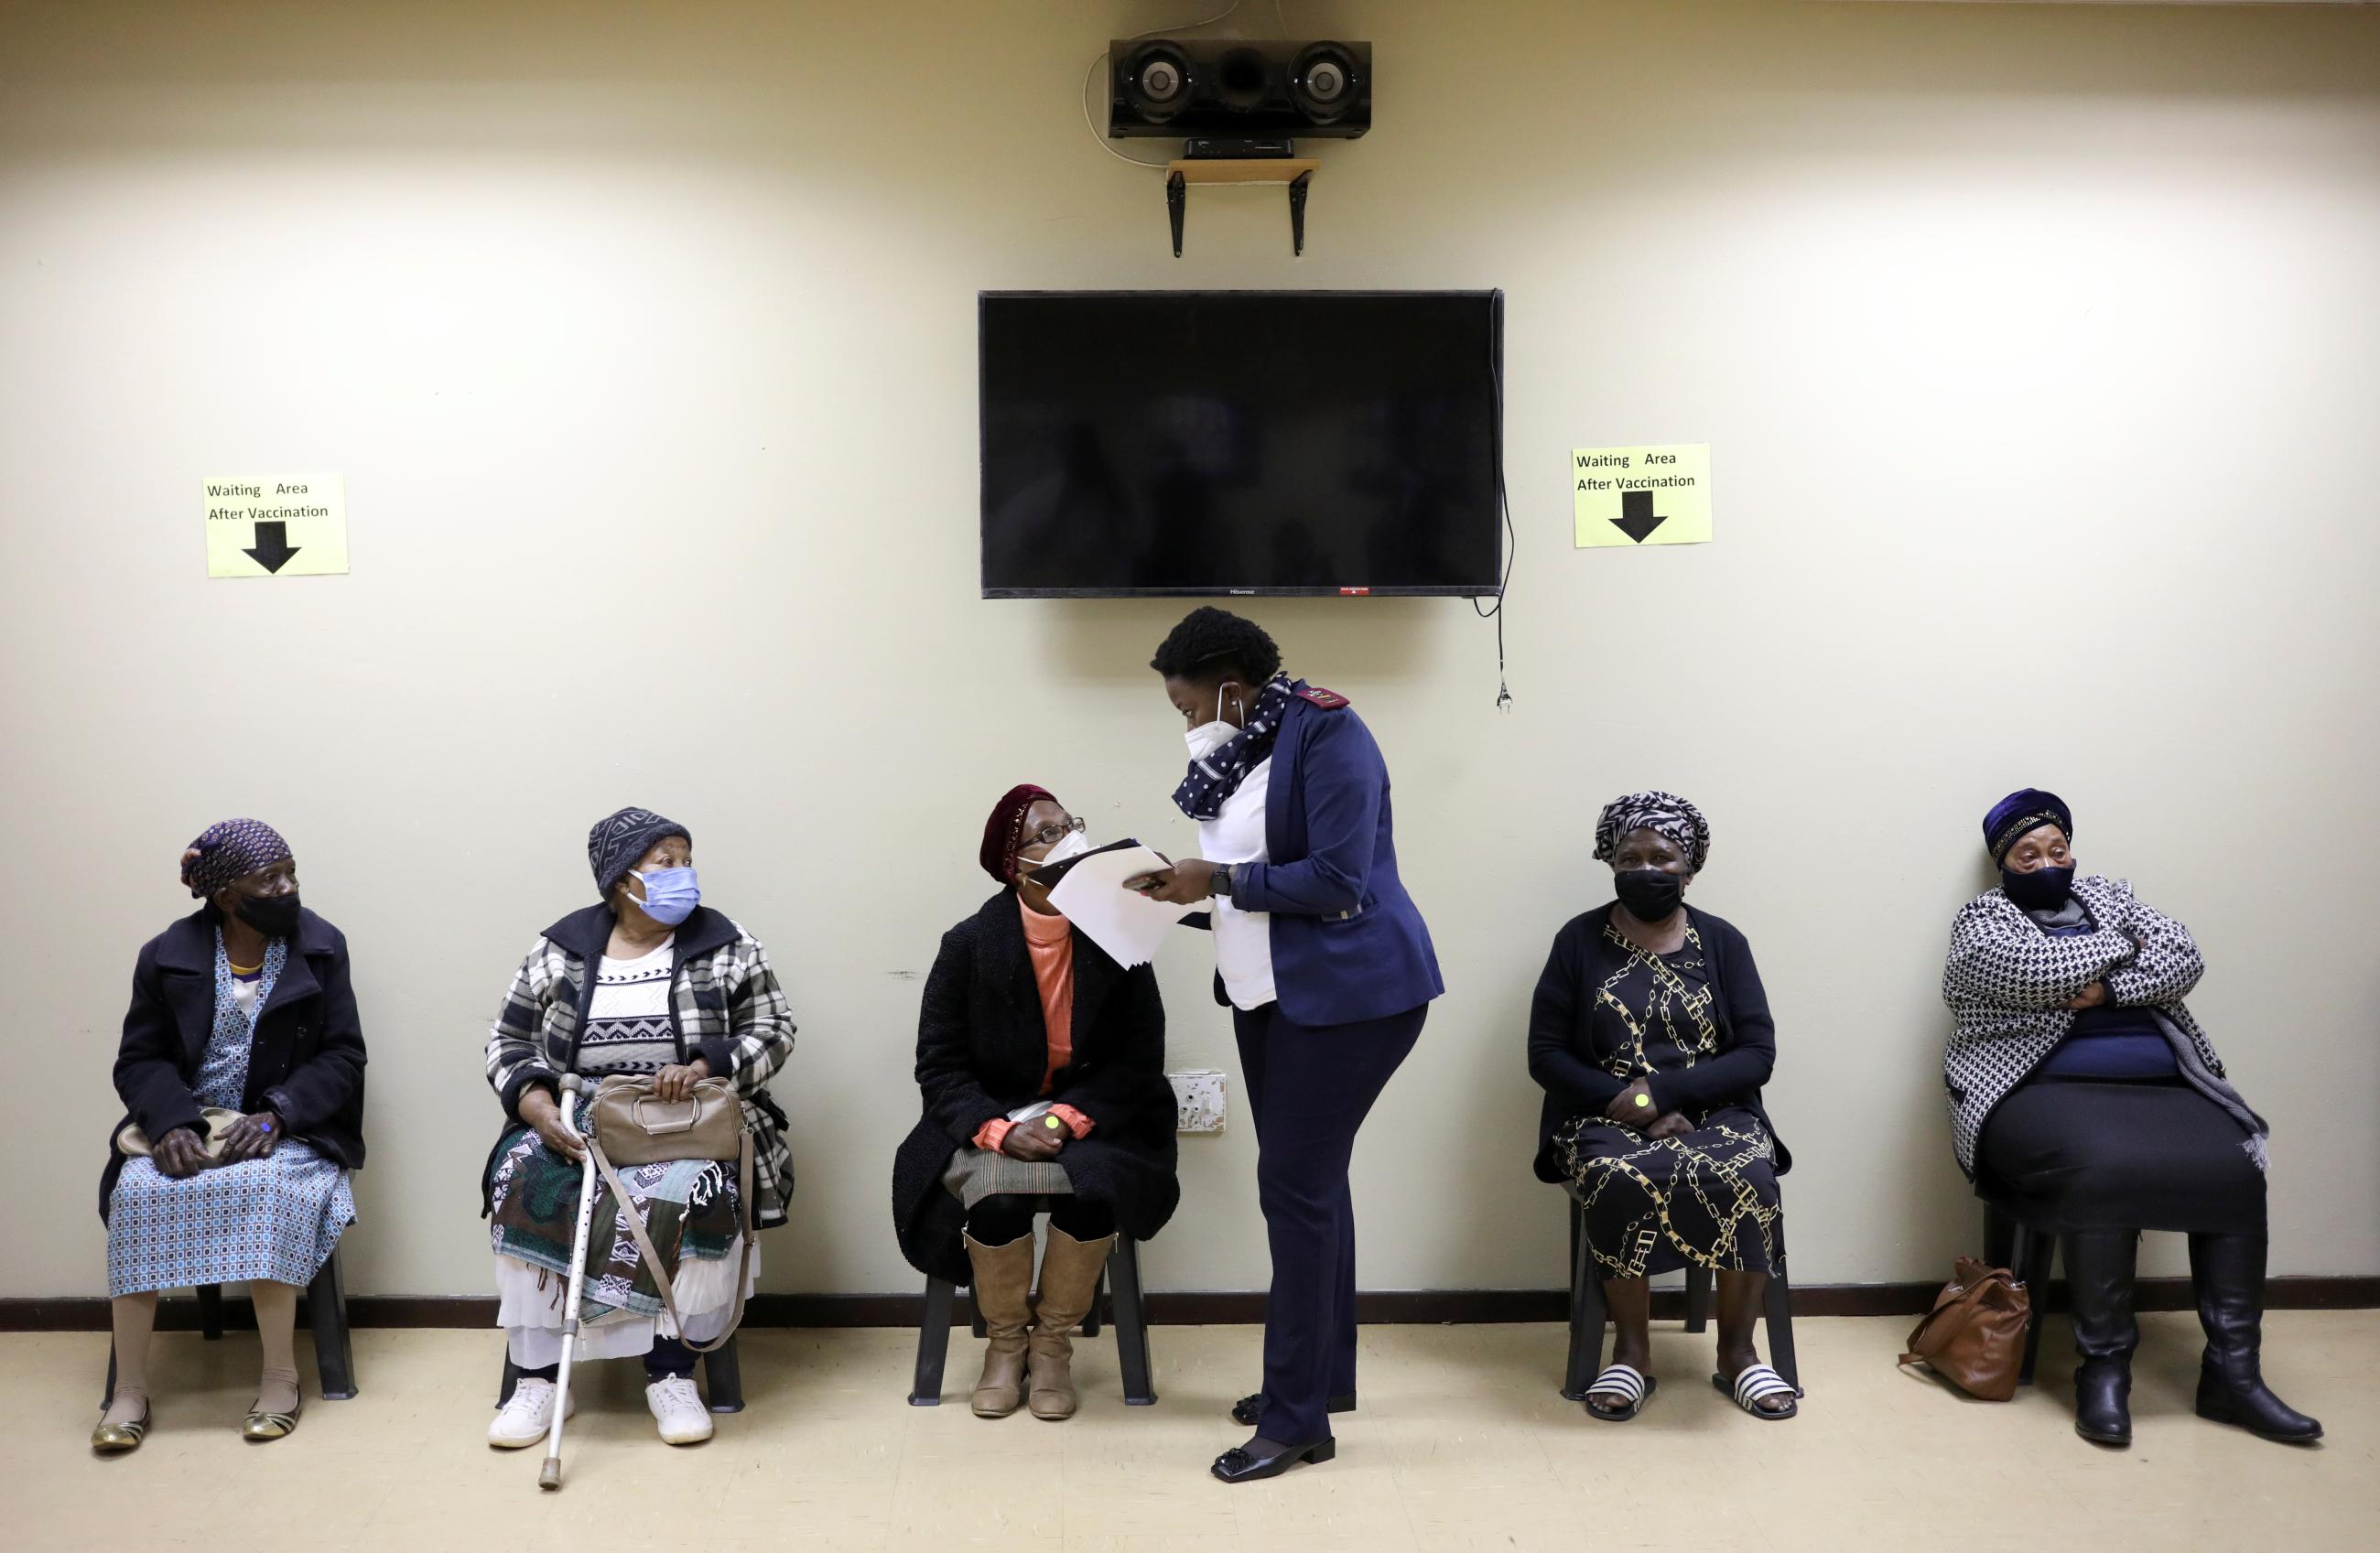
[{"x1": 1184, "y1": 682, "x2": 1246, "y2": 761}]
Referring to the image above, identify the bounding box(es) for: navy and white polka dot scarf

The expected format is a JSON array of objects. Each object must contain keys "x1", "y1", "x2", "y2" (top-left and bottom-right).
[{"x1": 1172, "y1": 674, "x2": 1297, "y2": 822}]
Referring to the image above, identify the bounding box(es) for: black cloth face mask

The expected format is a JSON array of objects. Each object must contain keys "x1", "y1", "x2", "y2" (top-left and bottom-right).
[
  {"x1": 234, "y1": 891, "x2": 303, "y2": 938},
  {"x1": 1613, "y1": 868, "x2": 1685, "y2": 923},
  {"x1": 1999, "y1": 864, "x2": 2074, "y2": 911}
]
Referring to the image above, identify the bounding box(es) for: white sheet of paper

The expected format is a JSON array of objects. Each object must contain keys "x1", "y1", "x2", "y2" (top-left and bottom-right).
[{"x1": 1046, "y1": 844, "x2": 1188, "y2": 969}]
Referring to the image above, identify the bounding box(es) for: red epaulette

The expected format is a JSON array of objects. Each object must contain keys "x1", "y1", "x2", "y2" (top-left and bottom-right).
[{"x1": 1296, "y1": 685, "x2": 1351, "y2": 710}]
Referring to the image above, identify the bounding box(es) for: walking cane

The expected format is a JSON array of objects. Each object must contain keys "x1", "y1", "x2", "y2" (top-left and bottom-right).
[{"x1": 539, "y1": 1074, "x2": 598, "y2": 1492}]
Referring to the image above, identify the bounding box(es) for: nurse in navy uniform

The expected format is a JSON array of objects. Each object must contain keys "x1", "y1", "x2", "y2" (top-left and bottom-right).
[{"x1": 1128, "y1": 608, "x2": 1443, "y2": 1483}]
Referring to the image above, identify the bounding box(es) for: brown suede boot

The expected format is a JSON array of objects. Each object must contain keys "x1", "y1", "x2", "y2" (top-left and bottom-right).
[
  {"x1": 967, "y1": 1232, "x2": 1036, "y2": 1418},
  {"x1": 1027, "y1": 1225, "x2": 1116, "y2": 1421}
]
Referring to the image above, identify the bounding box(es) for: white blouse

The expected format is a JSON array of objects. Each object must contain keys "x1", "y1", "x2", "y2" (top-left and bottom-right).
[{"x1": 1198, "y1": 757, "x2": 1277, "y2": 1011}]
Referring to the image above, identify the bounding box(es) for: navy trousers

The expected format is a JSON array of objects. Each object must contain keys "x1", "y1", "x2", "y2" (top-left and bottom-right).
[{"x1": 1234, "y1": 998, "x2": 1427, "y2": 1446}]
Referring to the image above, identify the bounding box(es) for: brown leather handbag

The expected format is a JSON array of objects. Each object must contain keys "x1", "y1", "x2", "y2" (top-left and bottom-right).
[
  {"x1": 1899, "y1": 1256, "x2": 2031, "y2": 1401},
  {"x1": 583, "y1": 1075, "x2": 756, "y2": 1354}
]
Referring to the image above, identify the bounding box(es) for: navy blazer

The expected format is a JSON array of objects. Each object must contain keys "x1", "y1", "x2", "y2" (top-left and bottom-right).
[
  {"x1": 1228, "y1": 685, "x2": 1444, "y2": 1027},
  {"x1": 99, "y1": 906, "x2": 368, "y2": 1220}
]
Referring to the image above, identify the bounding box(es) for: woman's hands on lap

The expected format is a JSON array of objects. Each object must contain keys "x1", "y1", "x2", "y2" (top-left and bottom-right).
[
  {"x1": 1603, "y1": 1078, "x2": 1657, "y2": 1128},
  {"x1": 217, "y1": 1111, "x2": 282, "y2": 1162},
  {"x1": 151, "y1": 1126, "x2": 209, "y2": 1178},
  {"x1": 1001, "y1": 1121, "x2": 1064, "y2": 1161},
  {"x1": 2067, "y1": 980, "x2": 2109, "y2": 1010}
]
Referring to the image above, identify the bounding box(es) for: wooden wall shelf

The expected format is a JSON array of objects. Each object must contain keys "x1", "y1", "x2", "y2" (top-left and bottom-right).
[{"x1": 1163, "y1": 158, "x2": 1321, "y2": 257}]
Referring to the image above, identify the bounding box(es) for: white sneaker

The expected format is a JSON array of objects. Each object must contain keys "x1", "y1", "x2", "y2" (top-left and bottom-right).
[
  {"x1": 487, "y1": 1376, "x2": 575, "y2": 1449},
  {"x1": 645, "y1": 1374, "x2": 714, "y2": 1444}
]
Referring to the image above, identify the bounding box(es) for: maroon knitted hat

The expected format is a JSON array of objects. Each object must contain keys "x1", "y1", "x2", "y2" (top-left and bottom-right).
[{"x1": 979, "y1": 783, "x2": 1056, "y2": 885}]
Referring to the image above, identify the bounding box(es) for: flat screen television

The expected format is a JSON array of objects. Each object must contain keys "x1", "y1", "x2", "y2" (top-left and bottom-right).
[{"x1": 979, "y1": 289, "x2": 1503, "y2": 598}]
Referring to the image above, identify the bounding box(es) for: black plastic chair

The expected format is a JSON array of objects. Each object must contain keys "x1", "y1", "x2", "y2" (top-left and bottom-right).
[
  {"x1": 496, "y1": 1333, "x2": 744, "y2": 1414},
  {"x1": 1560, "y1": 1186, "x2": 1800, "y2": 1402},
  {"x1": 909, "y1": 1228, "x2": 1155, "y2": 1407},
  {"x1": 1982, "y1": 1202, "x2": 2059, "y2": 1386},
  {"x1": 103, "y1": 1248, "x2": 355, "y2": 1405}
]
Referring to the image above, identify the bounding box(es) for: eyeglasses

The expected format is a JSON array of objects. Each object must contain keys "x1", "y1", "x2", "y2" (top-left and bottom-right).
[{"x1": 1023, "y1": 815, "x2": 1087, "y2": 850}]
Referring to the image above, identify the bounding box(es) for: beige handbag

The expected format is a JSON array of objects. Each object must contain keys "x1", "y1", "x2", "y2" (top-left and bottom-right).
[
  {"x1": 583, "y1": 1075, "x2": 756, "y2": 1353},
  {"x1": 114, "y1": 1107, "x2": 246, "y2": 1165}
]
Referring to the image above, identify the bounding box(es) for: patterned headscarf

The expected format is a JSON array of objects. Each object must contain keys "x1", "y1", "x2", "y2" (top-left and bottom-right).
[
  {"x1": 181, "y1": 818, "x2": 293, "y2": 899},
  {"x1": 1592, "y1": 791, "x2": 1712, "y2": 874},
  {"x1": 981, "y1": 783, "x2": 1056, "y2": 885},
  {"x1": 587, "y1": 806, "x2": 691, "y2": 897},
  {"x1": 1984, "y1": 788, "x2": 2072, "y2": 863}
]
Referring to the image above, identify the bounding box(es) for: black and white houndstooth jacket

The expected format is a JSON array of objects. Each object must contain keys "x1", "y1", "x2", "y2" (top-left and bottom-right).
[{"x1": 1939, "y1": 873, "x2": 2264, "y2": 1180}]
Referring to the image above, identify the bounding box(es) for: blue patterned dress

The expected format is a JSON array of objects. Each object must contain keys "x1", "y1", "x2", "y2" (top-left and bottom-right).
[{"x1": 106, "y1": 933, "x2": 355, "y2": 1296}]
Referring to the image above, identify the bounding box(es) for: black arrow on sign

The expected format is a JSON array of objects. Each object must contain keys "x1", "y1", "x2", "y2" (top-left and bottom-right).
[
  {"x1": 243, "y1": 521, "x2": 301, "y2": 574},
  {"x1": 1609, "y1": 490, "x2": 1668, "y2": 545}
]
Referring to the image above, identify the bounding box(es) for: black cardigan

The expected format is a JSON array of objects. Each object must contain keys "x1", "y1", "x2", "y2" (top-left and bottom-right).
[
  {"x1": 1525, "y1": 902, "x2": 1789, "y2": 1182},
  {"x1": 890, "y1": 890, "x2": 1181, "y2": 1284},
  {"x1": 100, "y1": 906, "x2": 368, "y2": 1220}
]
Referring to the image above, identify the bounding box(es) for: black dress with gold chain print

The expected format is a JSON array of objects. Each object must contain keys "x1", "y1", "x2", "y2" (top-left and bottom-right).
[{"x1": 1553, "y1": 919, "x2": 1783, "y2": 1280}]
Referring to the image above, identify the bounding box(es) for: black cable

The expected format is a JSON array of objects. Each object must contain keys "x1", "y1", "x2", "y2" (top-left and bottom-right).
[{"x1": 1473, "y1": 318, "x2": 1514, "y2": 711}]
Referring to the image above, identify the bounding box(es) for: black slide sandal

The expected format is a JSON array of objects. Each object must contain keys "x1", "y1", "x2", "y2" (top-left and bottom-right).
[
  {"x1": 1582, "y1": 1364, "x2": 1655, "y2": 1421},
  {"x1": 1714, "y1": 1364, "x2": 1799, "y2": 1419}
]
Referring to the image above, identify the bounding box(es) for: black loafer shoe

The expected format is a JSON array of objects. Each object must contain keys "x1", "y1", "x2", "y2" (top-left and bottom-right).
[
  {"x1": 1230, "y1": 1390, "x2": 1357, "y2": 1426},
  {"x1": 1211, "y1": 1436, "x2": 1336, "y2": 1483}
]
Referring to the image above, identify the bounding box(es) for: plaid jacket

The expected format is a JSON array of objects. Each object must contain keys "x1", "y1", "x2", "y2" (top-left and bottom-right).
[
  {"x1": 484, "y1": 902, "x2": 797, "y2": 1225},
  {"x1": 1940, "y1": 874, "x2": 2262, "y2": 1181}
]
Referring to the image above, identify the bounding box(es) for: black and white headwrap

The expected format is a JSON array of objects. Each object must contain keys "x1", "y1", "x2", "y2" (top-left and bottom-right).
[
  {"x1": 1171, "y1": 673, "x2": 1297, "y2": 822},
  {"x1": 1592, "y1": 791, "x2": 1712, "y2": 874}
]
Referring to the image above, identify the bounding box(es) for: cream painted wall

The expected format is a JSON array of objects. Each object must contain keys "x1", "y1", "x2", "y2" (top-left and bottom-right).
[{"x1": 2, "y1": 1, "x2": 2375, "y2": 1300}]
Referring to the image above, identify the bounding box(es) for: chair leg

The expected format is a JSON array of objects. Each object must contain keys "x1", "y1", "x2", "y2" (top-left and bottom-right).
[
  {"x1": 498, "y1": 1353, "x2": 522, "y2": 1407},
  {"x1": 702, "y1": 1334, "x2": 744, "y2": 1414},
  {"x1": 308, "y1": 1252, "x2": 357, "y2": 1400},
  {"x1": 1561, "y1": 1196, "x2": 1606, "y2": 1400},
  {"x1": 1081, "y1": 1263, "x2": 1103, "y2": 1339},
  {"x1": 1683, "y1": 1266, "x2": 1713, "y2": 1333},
  {"x1": 103, "y1": 1341, "x2": 117, "y2": 1409},
  {"x1": 1107, "y1": 1236, "x2": 1156, "y2": 1407},
  {"x1": 198, "y1": 1283, "x2": 225, "y2": 1342},
  {"x1": 1763, "y1": 1264, "x2": 1801, "y2": 1395},
  {"x1": 1982, "y1": 1204, "x2": 2016, "y2": 1272},
  {"x1": 2016, "y1": 1230, "x2": 2055, "y2": 1386},
  {"x1": 909, "y1": 1276, "x2": 955, "y2": 1406}
]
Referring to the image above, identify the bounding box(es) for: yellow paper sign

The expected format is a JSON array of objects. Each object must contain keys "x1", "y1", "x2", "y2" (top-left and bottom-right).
[
  {"x1": 203, "y1": 475, "x2": 349, "y2": 577},
  {"x1": 1573, "y1": 444, "x2": 1712, "y2": 547}
]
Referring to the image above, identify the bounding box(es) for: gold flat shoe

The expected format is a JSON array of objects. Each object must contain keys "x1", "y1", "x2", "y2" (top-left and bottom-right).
[
  {"x1": 92, "y1": 1409, "x2": 150, "y2": 1454},
  {"x1": 243, "y1": 1397, "x2": 302, "y2": 1442}
]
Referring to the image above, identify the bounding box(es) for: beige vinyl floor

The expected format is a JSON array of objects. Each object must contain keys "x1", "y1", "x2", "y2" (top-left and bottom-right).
[{"x1": 7, "y1": 1311, "x2": 2375, "y2": 1552}]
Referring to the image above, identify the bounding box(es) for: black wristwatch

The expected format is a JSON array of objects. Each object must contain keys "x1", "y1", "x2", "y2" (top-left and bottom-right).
[{"x1": 1210, "y1": 864, "x2": 1236, "y2": 898}]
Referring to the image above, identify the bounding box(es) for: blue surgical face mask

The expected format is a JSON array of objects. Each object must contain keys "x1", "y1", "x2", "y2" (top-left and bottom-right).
[{"x1": 631, "y1": 866, "x2": 700, "y2": 926}]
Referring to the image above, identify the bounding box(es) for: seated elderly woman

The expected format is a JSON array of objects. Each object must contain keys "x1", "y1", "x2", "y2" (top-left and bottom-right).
[
  {"x1": 94, "y1": 820, "x2": 365, "y2": 1452},
  {"x1": 1525, "y1": 793, "x2": 1795, "y2": 1422},
  {"x1": 1943, "y1": 789, "x2": 2320, "y2": 1448},
  {"x1": 481, "y1": 807, "x2": 796, "y2": 1450},
  {"x1": 892, "y1": 784, "x2": 1179, "y2": 1420}
]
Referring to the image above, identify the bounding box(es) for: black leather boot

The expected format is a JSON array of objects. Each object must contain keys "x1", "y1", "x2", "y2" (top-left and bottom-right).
[
  {"x1": 2061, "y1": 1231, "x2": 2137, "y2": 1447},
  {"x1": 2189, "y1": 1234, "x2": 2323, "y2": 1444}
]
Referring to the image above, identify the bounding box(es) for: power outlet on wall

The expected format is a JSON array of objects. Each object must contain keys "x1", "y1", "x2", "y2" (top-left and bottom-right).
[{"x1": 1170, "y1": 1069, "x2": 1227, "y2": 1133}]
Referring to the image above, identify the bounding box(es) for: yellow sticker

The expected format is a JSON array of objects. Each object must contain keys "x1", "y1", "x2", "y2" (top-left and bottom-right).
[
  {"x1": 1572, "y1": 444, "x2": 1712, "y2": 547},
  {"x1": 204, "y1": 475, "x2": 350, "y2": 577}
]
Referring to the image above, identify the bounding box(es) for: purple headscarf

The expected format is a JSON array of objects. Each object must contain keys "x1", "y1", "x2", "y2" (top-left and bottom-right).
[{"x1": 180, "y1": 818, "x2": 293, "y2": 899}]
